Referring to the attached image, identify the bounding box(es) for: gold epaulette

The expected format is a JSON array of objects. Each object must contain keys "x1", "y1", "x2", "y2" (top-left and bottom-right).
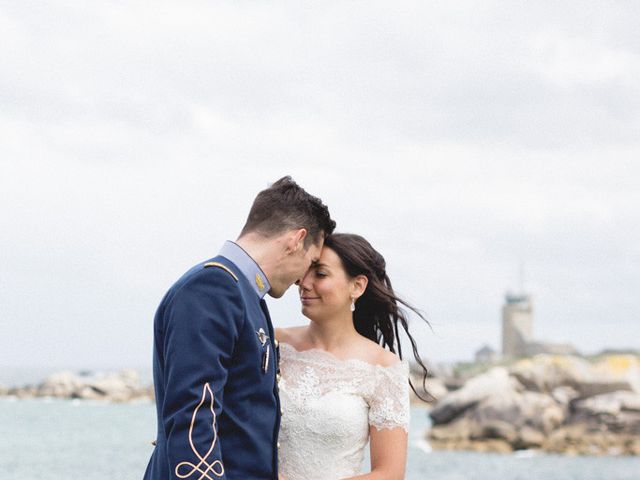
[{"x1": 203, "y1": 262, "x2": 239, "y2": 282}]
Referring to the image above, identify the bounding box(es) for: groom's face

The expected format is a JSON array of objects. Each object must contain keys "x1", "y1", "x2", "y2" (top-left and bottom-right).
[{"x1": 270, "y1": 239, "x2": 323, "y2": 298}]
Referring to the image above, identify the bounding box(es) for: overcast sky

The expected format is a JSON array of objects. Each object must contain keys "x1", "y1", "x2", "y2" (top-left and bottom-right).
[{"x1": 1, "y1": 1, "x2": 639, "y2": 371}]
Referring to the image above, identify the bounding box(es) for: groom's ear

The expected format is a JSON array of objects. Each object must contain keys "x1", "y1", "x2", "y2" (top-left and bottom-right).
[{"x1": 286, "y1": 228, "x2": 308, "y2": 253}]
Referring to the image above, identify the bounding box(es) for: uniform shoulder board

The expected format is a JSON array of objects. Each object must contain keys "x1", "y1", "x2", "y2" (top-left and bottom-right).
[{"x1": 203, "y1": 262, "x2": 239, "y2": 282}]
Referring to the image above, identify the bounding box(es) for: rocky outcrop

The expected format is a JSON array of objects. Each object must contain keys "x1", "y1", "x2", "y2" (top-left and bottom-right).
[
  {"x1": 573, "y1": 390, "x2": 640, "y2": 418},
  {"x1": 2, "y1": 370, "x2": 153, "y2": 403},
  {"x1": 429, "y1": 367, "x2": 521, "y2": 423},
  {"x1": 428, "y1": 355, "x2": 640, "y2": 455},
  {"x1": 509, "y1": 355, "x2": 591, "y2": 392}
]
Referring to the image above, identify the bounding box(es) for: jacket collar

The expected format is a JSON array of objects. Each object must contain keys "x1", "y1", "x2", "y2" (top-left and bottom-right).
[{"x1": 219, "y1": 241, "x2": 271, "y2": 299}]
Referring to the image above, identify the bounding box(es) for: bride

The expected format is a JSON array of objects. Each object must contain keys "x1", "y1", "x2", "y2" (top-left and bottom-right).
[{"x1": 276, "y1": 233, "x2": 430, "y2": 480}]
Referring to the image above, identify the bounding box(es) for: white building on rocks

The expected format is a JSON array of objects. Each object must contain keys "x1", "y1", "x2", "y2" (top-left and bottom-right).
[
  {"x1": 500, "y1": 291, "x2": 577, "y2": 358},
  {"x1": 501, "y1": 292, "x2": 533, "y2": 357}
]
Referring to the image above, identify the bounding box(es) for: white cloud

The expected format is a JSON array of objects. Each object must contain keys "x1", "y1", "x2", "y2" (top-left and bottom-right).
[
  {"x1": 528, "y1": 32, "x2": 639, "y2": 87},
  {"x1": 1, "y1": 1, "x2": 639, "y2": 369}
]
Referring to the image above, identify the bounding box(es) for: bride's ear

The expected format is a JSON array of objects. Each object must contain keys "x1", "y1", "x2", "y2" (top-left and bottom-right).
[{"x1": 351, "y1": 275, "x2": 368, "y2": 300}]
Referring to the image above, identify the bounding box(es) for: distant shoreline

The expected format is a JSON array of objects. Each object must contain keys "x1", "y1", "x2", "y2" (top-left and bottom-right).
[
  {"x1": 0, "y1": 369, "x2": 153, "y2": 403},
  {"x1": 0, "y1": 366, "x2": 152, "y2": 388}
]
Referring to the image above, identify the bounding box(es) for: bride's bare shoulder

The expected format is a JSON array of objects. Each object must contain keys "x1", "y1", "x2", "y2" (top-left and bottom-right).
[
  {"x1": 275, "y1": 325, "x2": 307, "y2": 346},
  {"x1": 360, "y1": 339, "x2": 402, "y2": 367}
]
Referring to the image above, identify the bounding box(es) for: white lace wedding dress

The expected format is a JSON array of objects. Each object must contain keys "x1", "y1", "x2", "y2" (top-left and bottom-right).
[{"x1": 278, "y1": 342, "x2": 410, "y2": 480}]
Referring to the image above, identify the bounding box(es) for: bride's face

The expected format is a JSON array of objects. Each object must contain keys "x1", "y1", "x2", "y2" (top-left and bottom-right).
[{"x1": 298, "y1": 247, "x2": 353, "y2": 319}]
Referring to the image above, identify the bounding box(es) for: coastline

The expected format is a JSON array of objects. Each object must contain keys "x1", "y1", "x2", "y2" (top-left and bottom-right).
[
  {"x1": 4, "y1": 354, "x2": 640, "y2": 457},
  {"x1": 0, "y1": 369, "x2": 154, "y2": 403},
  {"x1": 424, "y1": 354, "x2": 640, "y2": 456}
]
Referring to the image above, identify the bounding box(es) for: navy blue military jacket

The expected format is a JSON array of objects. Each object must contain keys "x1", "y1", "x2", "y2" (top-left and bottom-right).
[{"x1": 144, "y1": 243, "x2": 281, "y2": 480}]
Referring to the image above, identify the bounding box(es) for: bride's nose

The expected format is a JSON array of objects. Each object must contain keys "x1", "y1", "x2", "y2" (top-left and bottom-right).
[{"x1": 297, "y1": 270, "x2": 313, "y2": 291}]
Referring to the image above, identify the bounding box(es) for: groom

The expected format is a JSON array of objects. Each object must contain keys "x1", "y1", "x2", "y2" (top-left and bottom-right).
[{"x1": 144, "y1": 176, "x2": 335, "y2": 480}]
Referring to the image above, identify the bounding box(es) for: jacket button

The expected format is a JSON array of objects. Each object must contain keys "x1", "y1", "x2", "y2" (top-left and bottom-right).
[
  {"x1": 274, "y1": 339, "x2": 279, "y2": 348},
  {"x1": 277, "y1": 442, "x2": 281, "y2": 449},
  {"x1": 276, "y1": 373, "x2": 281, "y2": 383}
]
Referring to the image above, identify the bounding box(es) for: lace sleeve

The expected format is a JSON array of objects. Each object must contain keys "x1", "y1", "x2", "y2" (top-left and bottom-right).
[{"x1": 368, "y1": 361, "x2": 410, "y2": 432}]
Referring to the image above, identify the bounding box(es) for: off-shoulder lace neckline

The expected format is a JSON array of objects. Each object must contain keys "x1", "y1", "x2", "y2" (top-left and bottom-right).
[{"x1": 279, "y1": 341, "x2": 406, "y2": 371}]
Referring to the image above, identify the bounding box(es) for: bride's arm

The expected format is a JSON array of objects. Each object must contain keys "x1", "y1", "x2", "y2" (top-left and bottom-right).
[
  {"x1": 343, "y1": 356, "x2": 410, "y2": 480},
  {"x1": 341, "y1": 426, "x2": 408, "y2": 480}
]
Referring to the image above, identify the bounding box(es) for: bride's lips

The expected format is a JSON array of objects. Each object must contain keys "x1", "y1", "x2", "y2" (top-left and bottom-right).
[{"x1": 300, "y1": 296, "x2": 319, "y2": 305}]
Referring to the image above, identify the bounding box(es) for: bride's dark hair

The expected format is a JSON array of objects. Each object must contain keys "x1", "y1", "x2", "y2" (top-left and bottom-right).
[{"x1": 323, "y1": 233, "x2": 432, "y2": 401}]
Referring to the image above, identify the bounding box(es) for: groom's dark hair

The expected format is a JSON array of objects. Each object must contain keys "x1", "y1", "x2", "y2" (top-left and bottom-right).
[{"x1": 239, "y1": 176, "x2": 336, "y2": 247}]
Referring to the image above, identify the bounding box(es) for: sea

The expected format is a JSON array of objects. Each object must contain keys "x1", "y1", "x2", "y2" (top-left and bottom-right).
[
  {"x1": 2, "y1": 399, "x2": 639, "y2": 480},
  {"x1": 1, "y1": 368, "x2": 639, "y2": 480}
]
